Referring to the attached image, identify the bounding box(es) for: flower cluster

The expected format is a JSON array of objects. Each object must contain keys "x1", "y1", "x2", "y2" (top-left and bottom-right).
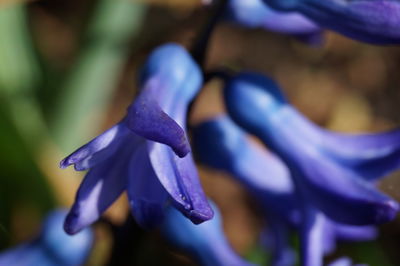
[
  {"x1": 193, "y1": 114, "x2": 390, "y2": 265},
  {"x1": 57, "y1": 0, "x2": 400, "y2": 265}
]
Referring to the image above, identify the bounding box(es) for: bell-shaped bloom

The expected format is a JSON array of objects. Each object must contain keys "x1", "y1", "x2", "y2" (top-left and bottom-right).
[
  {"x1": 161, "y1": 201, "x2": 253, "y2": 266},
  {"x1": 0, "y1": 209, "x2": 93, "y2": 266},
  {"x1": 193, "y1": 115, "x2": 379, "y2": 266},
  {"x1": 224, "y1": 72, "x2": 400, "y2": 227},
  {"x1": 263, "y1": 0, "x2": 400, "y2": 45},
  {"x1": 60, "y1": 43, "x2": 213, "y2": 234}
]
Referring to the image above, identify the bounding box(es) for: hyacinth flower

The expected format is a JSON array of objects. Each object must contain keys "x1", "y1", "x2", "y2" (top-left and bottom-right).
[
  {"x1": 193, "y1": 115, "x2": 298, "y2": 223},
  {"x1": 0, "y1": 209, "x2": 93, "y2": 266},
  {"x1": 262, "y1": 0, "x2": 400, "y2": 45},
  {"x1": 224, "y1": 0, "x2": 322, "y2": 44},
  {"x1": 60, "y1": 43, "x2": 213, "y2": 234},
  {"x1": 224, "y1": 71, "x2": 400, "y2": 228},
  {"x1": 193, "y1": 115, "x2": 378, "y2": 266},
  {"x1": 161, "y1": 201, "x2": 253, "y2": 266}
]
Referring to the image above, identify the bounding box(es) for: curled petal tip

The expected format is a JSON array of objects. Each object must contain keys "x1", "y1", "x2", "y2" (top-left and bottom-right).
[
  {"x1": 128, "y1": 101, "x2": 191, "y2": 158},
  {"x1": 173, "y1": 140, "x2": 191, "y2": 158},
  {"x1": 344, "y1": 198, "x2": 400, "y2": 225},
  {"x1": 63, "y1": 206, "x2": 88, "y2": 235},
  {"x1": 59, "y1": 122, "x2": 128, "y2": 172},
  {"x1": 63, "y1": 212, "x2": 80, "y2": 236},
  {"x1": 59, "y1": 155, "x2": 79, "y2": 169},
  {"x1": 188, "y1": 208, "x2": 214, "y2": 225},
  {"x1": 59, "y1": 155, "x2": 87, "y2": 171},
  {"x1": 59, "y1": 153, "x2": 86, "y2": 169},
  {"x1": 59, "y1": 159, "x2": 69, "y2": 169}
]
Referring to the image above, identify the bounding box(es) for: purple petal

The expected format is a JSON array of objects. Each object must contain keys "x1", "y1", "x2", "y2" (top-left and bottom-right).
[
  {"x1": 127, "y1": 78, "x2": 190, "y2": 158},
  {"x1": 148, "y1": 141, "x2": 213, "y2": 224},
  {"x1": 226, "y1": 0, "x2": 320, "y2": 34},
  {"x1": 193, "y1": 116, "x2": 303, "y2": 228},
  {"x1": 299, "y1": 207, "x2": 325, "y2": 266},
  {"x1": 332, "y1": 222, "x2": 378, "y2": 242},
  {"x1": 295, "y1": 152, "x2": 399, "y2": 225},
  {"x1": 286, "y1": 108, "x2": 400, "y2": 180},
  {"x1": 321, "y1": 216, "x2": 337, "y2": 255},
  {"x1": 231, "y1": 140, "x2": 301, "y2": 224},
  {"x1": 260, "y1": 11, "x2": 319, "y2": 35},
  {"x1": 224, "y1": 72, "x2": 399, "y2": 225},
  {"x1": 193, "y1": 116, "x2": 294, "y2": 195},
  {"x1": 60, "y1": 121, "x2": 131, "y2": 171},
  {"x1": 295, "y1": 0, "x2": 400, "y2": 45},
  {"x1": 64, "y1": 137, "x2": 136, "y2": 234},
  {"x1": 127, "y1": 143, "x2": 168, "y2": 229}
]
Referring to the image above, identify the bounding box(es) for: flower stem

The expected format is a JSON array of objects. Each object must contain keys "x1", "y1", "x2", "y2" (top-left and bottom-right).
[{"x1": 191, "y1": 0, "x2": 228, "y2": 68}]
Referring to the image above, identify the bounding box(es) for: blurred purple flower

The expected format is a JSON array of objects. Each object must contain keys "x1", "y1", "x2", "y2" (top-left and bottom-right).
[
  {"x1": 60, "y1": 43, "x2": 213, "y2": 234},
  {"x1": 193, "y1": 115, "x2": 379, "y2": 266},
  {"x1": 0, "y1": 209, "x2": 93, "y2": 266},
  {"x1": 224, "y1": 72, "x2": 399, "y2": 226},
  {"x1": 161, "y1": 201, "x2": 253, "y2": 266},
  {"x1": 263, "y1": 0, "x2": 400, "y2": 44}
]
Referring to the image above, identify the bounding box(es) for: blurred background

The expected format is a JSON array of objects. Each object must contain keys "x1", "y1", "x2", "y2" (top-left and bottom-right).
[{"x1": 1, "y1": 0, "x2": 400, "y2": 265}]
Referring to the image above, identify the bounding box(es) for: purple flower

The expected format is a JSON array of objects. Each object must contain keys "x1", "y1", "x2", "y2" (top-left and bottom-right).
[
  {"x1": 161, "y1": 201, "x2": 253, "y2": 266},
  {"x1": 60, "y1": 43, "x2": 213, "y2": 234},
  {"x1": 0, "y1": 209, "x2": 93, "y2": 266},
  {"x1": 224, "y1": 72, "x2": 399, "y2": 226},
  {"x1": 263, "y1": 0, "x2": 400, "y2": 45},
  {"x1": 193, "y1": 115, "x2": 379, "y2": 266}
]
